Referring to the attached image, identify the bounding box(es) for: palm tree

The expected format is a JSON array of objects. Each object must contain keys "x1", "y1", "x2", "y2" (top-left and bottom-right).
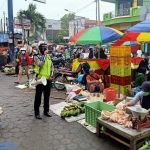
[{"x1": 17, "y1": 3, "x2": 46, "y2": 40}]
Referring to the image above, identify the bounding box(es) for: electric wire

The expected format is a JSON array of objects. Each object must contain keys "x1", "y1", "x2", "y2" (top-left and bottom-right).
[
  {"x1": 0, "y1": 0, "x2": 7, "y2": 10},
  {"x1": 46, "y1": 0, "x2": 92, "y2": 18}
]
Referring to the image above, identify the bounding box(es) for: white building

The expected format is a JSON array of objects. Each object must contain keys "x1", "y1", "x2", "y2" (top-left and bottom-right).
[
  {"x1": 46, "y1": 19, "x2": 61, "y2": 40},
  {"x1": 69, "y1": 17, "x2": 102, "y2": 37}
]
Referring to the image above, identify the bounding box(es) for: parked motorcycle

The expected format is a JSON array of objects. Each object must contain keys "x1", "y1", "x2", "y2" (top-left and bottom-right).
[
  {"x1": 52, "y1": 57, "x2": 65, "y2": 68},
  {"x1": 54, "y1": 63, "x2": 90, "y2": 91},
  {"x1": 53, "y1": 65, "x2": 82, "y2": 90}
]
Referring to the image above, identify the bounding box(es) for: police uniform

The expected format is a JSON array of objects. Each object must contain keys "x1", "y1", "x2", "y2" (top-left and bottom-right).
[{"x1": 34, "y1": 54, "x2": 53, "y2": 119}]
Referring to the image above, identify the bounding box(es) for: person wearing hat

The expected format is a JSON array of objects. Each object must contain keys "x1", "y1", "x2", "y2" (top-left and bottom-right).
[
  {"x1": 34, "y1": 43, "x2": 54, "y2": 119},
  {"x1": 14, "y1": 48, "x2": 30, "y2": 84},
  {"x1": 86, "y1": 68, "x2": 104, "y2": 93},
  {"x1": 124, "y1": 81, "x2": 150, "y2": 110}
]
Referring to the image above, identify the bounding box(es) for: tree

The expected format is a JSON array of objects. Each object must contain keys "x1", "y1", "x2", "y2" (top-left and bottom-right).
[
  {"x1": 54, "y1": 34, "x2": 64, "y2": 43},
  {"x1": 46, "y1": 36, "x2": 52, "y2": 43},
  {"x1": 58, "y1": 13, "x2": 75, "y2": 39},
  {"x1": 17, "y1": 3, "x2": 46, "y2": 41}
]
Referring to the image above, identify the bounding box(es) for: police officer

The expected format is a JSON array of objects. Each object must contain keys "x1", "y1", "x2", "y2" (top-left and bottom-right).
[{"x1": 34, "y1": 42, "x2": 53, "y2": 119}]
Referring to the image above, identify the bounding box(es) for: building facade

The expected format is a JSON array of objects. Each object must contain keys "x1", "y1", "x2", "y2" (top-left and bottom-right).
[
  {"x1": 69, "y1": 18, "x2": 102, "y2": 37},
  {"x1": 46, "y1": 19, "x2": 61, "y2": 41},
  {"x1": 102, "y1": 0, "x2": 150, "y2": 32}
]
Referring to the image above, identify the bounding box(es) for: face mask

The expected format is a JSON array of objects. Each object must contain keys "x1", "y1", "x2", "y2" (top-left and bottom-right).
[
  {"x1": 22, "y1": 51, "x2": 25, "y2": 54},
  {"x1": 142, "y1": 91, "x2": 149, "y2": 96}
]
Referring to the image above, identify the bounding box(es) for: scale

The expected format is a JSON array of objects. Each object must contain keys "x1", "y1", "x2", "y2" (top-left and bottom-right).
[
  {"x1": 127, "y1": 107, "x2": 150, "y2": 132},
  {"x1": 73, "y1": 95, "x2": 87, "y2": 102}
]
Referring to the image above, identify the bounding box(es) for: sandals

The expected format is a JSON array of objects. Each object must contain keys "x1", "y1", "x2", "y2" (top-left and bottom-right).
[{"x1": 14, "y1": 81, "x2": 19, "y2": 84}]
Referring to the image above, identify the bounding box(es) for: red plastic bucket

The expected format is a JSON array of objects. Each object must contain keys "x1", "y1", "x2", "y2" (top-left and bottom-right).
[{"x1": 105, "y1": 88, "x2": 117, "y2": 102}]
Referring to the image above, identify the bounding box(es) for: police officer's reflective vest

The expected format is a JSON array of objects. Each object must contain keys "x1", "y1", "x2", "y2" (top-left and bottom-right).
[{"x1": 34, "y1": 55, "x2": 52, "y2": 79}]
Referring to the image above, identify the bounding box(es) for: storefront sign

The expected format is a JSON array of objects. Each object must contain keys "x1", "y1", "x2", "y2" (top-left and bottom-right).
[
  {"x1": 14, "y1": 18, "x2": 31, "y2": 29},
  {"x1": 14, "y1": 18, "x2": 22, "y2": 29},
  {"x1": 23, "y1": 19, "x2": 31, "y2": 29}
]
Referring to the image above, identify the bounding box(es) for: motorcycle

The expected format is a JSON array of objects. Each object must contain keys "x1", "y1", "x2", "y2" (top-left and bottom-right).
[
  {"x1": 52, "y1": 57, "x2": 65, "y2": 68},
  {"x1": 54, "y1": 63, "x2": 89, "y2": 91},
  {"x1": 50, "y1": 52, "x2": 66, "y2": 68},
  {"x1": 53, "y1": 65, "x2": 82, "y2": 90}
]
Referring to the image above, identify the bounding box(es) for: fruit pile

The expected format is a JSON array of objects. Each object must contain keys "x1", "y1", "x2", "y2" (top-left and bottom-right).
[{"x1": 61, "y1": 102, "x2": 86, "y2": 118}]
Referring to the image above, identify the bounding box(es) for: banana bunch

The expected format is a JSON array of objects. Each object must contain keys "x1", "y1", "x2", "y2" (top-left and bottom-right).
[{"x1": 61, "y1": 102, "x2": 86, "y2": 118}]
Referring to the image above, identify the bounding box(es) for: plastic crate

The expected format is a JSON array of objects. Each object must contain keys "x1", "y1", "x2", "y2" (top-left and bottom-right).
[
  {"x1": 110, "y1": 46, "x2": 131, "y2": 57},
  {"x1": 85, "y1": 101, "x2": 116, "y2": 127},
  {"x1": 111, "y1": 75, "x2": 131, "y2": 86},
  {"x1": 105, "y1": 88, "x2": 117, "y2": 101},
  {"x1": 110, "y1": 66, "x2": 131, "y2": 77},
  {"x1": 111, "y1": 84, "x2": 131, "y2": 95},
  {"x1": 110, "y1": 56, "x2": 131, "y2": 66}
]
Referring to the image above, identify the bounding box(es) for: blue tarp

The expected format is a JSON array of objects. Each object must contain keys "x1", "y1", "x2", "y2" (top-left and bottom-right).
[
  {"x1": 0, "y1": 142, "x2": 18, "y2": 150},
  {"x1": 0, "y1": 34, "x2": 8, "y2": 43},
  {"x1": 127, "y1": 20, "x2": 150, "y2": 32}
]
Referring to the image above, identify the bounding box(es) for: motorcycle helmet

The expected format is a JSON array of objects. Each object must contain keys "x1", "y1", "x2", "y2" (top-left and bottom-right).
[
  {"x1": 38, "y1": 41, "x2": 47, "y2": 55},
  {"x1": 20, "y1": 48, "x2": 26, "y2": 54}
]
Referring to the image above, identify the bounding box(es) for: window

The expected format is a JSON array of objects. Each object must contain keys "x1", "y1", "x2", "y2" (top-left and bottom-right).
[
  {"x1": 48, "y1": 25, "x2": 52, "y2": 28},
  {"x1": 118, "y1": 1, "x2": 132, "y2": 16},
  {"x1": 137, "y1": 0, "x2": 143, "y2": 6}
]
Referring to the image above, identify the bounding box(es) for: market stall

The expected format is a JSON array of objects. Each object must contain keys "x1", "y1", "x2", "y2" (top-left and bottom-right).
[{"x1": 96, "y1": 117, "x2": 150, "y2": 150}]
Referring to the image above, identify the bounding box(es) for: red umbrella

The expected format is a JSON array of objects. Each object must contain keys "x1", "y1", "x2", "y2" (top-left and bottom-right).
[{"x1": 70, "y1": 28, "x2": 89, "y2": 43}]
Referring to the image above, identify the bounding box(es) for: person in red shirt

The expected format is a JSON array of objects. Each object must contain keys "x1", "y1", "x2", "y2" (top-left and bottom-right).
[
  {"x1": 86, "y1": 68, "x2": 104, "y2": 93},
  {"x1": 14, "y1": 48, "x2": 30, "y2": 84}
]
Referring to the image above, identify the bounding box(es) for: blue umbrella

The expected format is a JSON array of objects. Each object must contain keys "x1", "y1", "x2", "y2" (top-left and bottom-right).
[{"x1": 127, "y1": 20, "x2": 150, "y2": 32}]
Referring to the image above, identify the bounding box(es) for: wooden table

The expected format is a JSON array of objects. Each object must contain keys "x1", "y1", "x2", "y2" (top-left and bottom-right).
[{"x1": 96, "y1": 117, "x2": 150, "y2": 150}]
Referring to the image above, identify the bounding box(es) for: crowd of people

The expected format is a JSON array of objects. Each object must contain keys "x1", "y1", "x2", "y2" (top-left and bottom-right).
[{"x1": 11, "y1": 42, "x2": 150, "y2": 118}]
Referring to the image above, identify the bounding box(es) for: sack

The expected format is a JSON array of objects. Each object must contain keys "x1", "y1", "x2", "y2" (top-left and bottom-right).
[{"x1": 65, "y1": 84, "x2": 81, "y2": 94}]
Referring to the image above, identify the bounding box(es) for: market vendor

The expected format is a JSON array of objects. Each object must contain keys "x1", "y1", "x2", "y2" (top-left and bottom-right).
[
  {"x1": 72, "y1": 53, "x2": 82, "y2": 71},
  {"x1": 86, "y1": 68, "x2": 104, "y2": 93},
  {"x1": 124, "y1": 82, "x2": 150, "y2": 110},
  {"x1": 131, "y1": 67, "x2": 146, "y2": 87}
]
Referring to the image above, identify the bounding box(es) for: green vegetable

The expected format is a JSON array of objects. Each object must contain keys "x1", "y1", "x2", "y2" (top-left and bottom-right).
[{"x1": 138, "y1": 145, "x2": 149, "y2": 150}]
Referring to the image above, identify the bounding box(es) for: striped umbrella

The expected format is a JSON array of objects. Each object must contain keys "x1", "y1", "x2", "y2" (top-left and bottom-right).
[
  {"x1": 122, "y1": 41, "x2": 140, "y2": 46},
  {"x1": 70, "y1": 26, "x2": 123, "y2": 45},
  {"x1": 125, "y1": 20, "x2": 150, "y2": 42}
]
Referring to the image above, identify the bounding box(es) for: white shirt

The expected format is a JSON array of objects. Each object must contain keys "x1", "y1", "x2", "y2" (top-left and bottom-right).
[{"x1": 137, "y1": 49, "x2": 142, "y2": 57}]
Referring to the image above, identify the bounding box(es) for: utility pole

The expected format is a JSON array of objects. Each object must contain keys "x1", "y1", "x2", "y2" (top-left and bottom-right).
[
  {"x1": 97, "y1": 0, "x2": 100, "y2": 26},
  {"x1": 3, "y1": 11, "x2": 5, "y2": 33},
  {"x1": 97, "y1": 0, "x2": 100, "y2": 58},
  {"x1": 8, "y1": 0, "x2": 14, "y2": 61},
  {"x1": 77, "y1": 20, "x2": 78, "y2": 33},
  {"x1": 96, "y1": 0, "x2": 97, "y2": 25},
  {"x1": 1, "y1": 19, "x2": 3, "y2": 33},
  {"x1": 6, "y1": 17, "x2": 8, "y2": 33}
]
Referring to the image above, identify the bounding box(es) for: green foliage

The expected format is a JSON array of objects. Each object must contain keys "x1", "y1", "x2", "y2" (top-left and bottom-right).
[
  {"x1": 53, "y1": 34, "x2": 64, "y2": 43},
  {"x1": 17, "y1": 3, "x2": 46, "y2": 41},
  {"x1": 46, "y1": 36, "x2": 52, "y2": 43},
  {"x1": 58, "y1": 13, "x2": 75, "y2": 38}
]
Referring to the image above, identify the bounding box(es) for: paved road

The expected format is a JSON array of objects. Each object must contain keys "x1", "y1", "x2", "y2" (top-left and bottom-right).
[{"x1": 0, "y1": 72, "x2": 128, "y2": 150}]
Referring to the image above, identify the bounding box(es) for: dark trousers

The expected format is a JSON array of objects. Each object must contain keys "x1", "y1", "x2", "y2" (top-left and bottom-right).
[
  {"x1": 15, "y1": 63, "x2": 19, "y2": 75},
  {"x1": 34, "y1": 80, "x2": 51, "y2": 115}
]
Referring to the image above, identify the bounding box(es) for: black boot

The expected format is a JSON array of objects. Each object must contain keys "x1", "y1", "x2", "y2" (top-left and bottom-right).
[
  {"x1": 44, "y1": 112, "x2": 52, "y2": 117},
  {"x1": 35, "y1": 114, "x2": 42, "y2": 119}
]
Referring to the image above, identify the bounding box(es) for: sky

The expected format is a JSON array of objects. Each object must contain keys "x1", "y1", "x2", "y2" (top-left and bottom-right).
[{"x1": 0, "y1": 0, "x2": 115, "y2": 21}]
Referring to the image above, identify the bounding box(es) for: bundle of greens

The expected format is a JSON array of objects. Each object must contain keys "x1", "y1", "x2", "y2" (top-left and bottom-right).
[
  {"x1": 61, "y1": 102, "x2": 86, "y2": 118},
  {"x1": 138, "y1": 141, "x2": 150, "y2": 150},
  {"x1": 4, "y1": 67, "x2": 15, "y2": 75}
]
